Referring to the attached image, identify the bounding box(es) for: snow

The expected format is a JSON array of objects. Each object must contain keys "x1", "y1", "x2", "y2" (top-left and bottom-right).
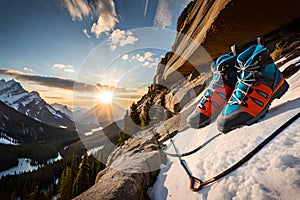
[
  {"x1": 0, "y1": 133, "x2": 19, "y2": 145},
  {"x1": 87, "y1": 145, "x2": 104, "y2": 156},
  {"x1": 46, "y1": 105, "x2": 63, "y2": 119},
  {"x1": 278, "y1": 56, "x2": 300, "y2": 71},
  {"x1": 59, "y1": 125, "x2": 67, "y2": 129},
  {"x1": 274, "y1": 56, "x2": 287, "y2": 65},
  {"x1": 84, "y1": 127, "x2": 103, "y2": 136},
  {"x1": 0, "y1": 79, "x2": 27, "y2": 108},
  {"x1": 0, "y1": 153, "x2": 63, "y2": 179},
  {"x1": 0, "y1": 158, "x2": 41, "y2": 179},
  {"x1": 47, "y1": 152, "x2": 63, "y2": 164},
  {"x1": 0, "y1": 79, "x2": 70, "y2": 125},
  {"x1": 148, "y1": 59, "x2": 300, "y2": 199},
  {"x1": 84, "y1": 132, "x2": 93, "y2": 136}
]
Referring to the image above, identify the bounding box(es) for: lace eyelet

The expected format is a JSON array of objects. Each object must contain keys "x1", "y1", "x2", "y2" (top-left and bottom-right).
[
  {"x1": 242, "y1": 102, "x2": 248, "y2": 107},
  {"x1": 198, "y1": 104, "x2": 206, "y2": 110}
]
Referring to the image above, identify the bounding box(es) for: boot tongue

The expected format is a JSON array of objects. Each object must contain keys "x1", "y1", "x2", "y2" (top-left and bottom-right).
[
  {"x1": 243, "y1": 45, "x2": 265, "y2": 66},
  {"x1": 230, "y1": 67, "x2": 254, "y2": 103},
  {"x1": 231, "y1": 46, "x2": 263, "y2": 104},
  {"x1": 215, "y1": 53, "x2": 235, "y2": 70},
  {"x1": 230, "y1": 45, "x2": 266, "y2": 104}
]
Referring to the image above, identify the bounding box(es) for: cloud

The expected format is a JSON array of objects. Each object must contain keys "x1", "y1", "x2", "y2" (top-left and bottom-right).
[
  {"x1": 91, "y1": 0, "x2": 118, "y2": 38},
  {"x1": 143, "y1": 62, "x2": 150, "y2": 66},
  {"x1": 121, "y1": 54, "x2": 128, "y2": 60},
  {"x1": 82, "y1": 28, "x2": 91, "y2": 38},
  {"x1": 63, "y1": 0, "x2": 118, "y2": 38},
  {"x1": 144, "y1": 51, "x2": 154, "y2": 59},
  {"x1": 137, "y1": 56, "x2": 145, "y2": 62},
  {"x1": 121, "y1": 51, "x2": 159, "y2": 68},
  {"x1": 63, "y1": 0, "x2": 91, "y2": 21},
  {"x1": 53, "y1": 64, "x2": 65, "y2": 69},
  {"x1": 143, "y1": 62, "x2": 157, "y2": 68},
  {"x1": 45, "y1": 96, "x2": 67, "y2": 100},
  {"x1": 148, "y1": 63, "x2": 157, "y2": 68},
  {"x1": 23, "y1": 67, "x2": 33, "y2": 72},
  {"x1": 129, "y1": 51, "x2": 156, "y2": 64},
  {"x1": 53, "y1": 64, "x2": 75, "y2": 73},
  {"x1": 0, "y1": 68, "x2": 134, "y2": 94},
  {"x1": 64, "y1": 65, "x2": 75, "y2": 73},
  {"x1": 154, "y1": 0, "x2": 172, "y2": 28},
  {"x1": 108, "y1": 29, "x2": 138, "y2": 51}
]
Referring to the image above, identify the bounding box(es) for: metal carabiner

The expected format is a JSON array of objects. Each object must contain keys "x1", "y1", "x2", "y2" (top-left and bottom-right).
[{"x1": 189, "y1": 176, "x2": 203, "y2": 191}]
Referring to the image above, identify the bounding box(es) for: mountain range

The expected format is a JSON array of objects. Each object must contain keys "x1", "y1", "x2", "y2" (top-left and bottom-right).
[
  {"x1": 0, "y1": 79, "x2": 126, "y2": 134},
  {"x1": 0, "y1": 79, "x2": 74, "y2": 129}
]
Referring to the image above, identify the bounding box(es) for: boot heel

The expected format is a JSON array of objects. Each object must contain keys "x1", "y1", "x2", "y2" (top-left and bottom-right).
[{"x1": 274, "y1": 80, "x2": 289, "y2": 100}]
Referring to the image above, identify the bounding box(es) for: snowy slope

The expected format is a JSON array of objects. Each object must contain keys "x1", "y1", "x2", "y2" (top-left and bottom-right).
[{"x1": 148, "y1": 59, "x2": 300, "y2": 199}]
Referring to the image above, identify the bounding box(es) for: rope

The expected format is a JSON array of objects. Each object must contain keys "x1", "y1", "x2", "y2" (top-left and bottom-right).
[
  {"x1": 190, "y1": 111, "x2": 300, "y2": 191},
  {"x1": 163, "y1": 132, "x2": 222, "y2": 157}
]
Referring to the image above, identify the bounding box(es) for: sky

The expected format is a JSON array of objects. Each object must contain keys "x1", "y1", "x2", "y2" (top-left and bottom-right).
[{"x1": 0, "y1": 0, "x2": 190, "y2": 108}]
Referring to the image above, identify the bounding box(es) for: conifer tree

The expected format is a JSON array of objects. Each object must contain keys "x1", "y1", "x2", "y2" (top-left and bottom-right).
[
  {"x1": 140, "y1": 100, "x2": 151, "y2": 127},
  {"x1": 117, "y1": 111, "x2": 134, "y2": 145},
  {"x1": 43, "y1": 187, "x2": 52, "y2": 200},
  {"x1": 72, "y1": 154, "x2": 91, "y2": 197},
  {"x1": 27, "y1": 186, "x2": 39, "y2": 200},
  {"x1": 10, "y1": 189, "x2": 17, "y2": 200},
  {"x1": 130, "y1": 102, "x2": 140, "y2": 125},
  {"x1": 160, "y1": 91, "x2": 167, "y2": 107},
  {"x1": 58, "y1": 167, "x2": 72, "y2": 200},
  {"x1": 70, "y1": 155, "x2": 79, "y2": 183}
]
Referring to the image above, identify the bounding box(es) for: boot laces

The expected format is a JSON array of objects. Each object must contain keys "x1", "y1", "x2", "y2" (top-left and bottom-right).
[
  {"x1": 229, "y1": 60, "x2": 260, "y2": 105},
  {"x1": 199, "y1": 63, "x2": 227, "y2": 108}
]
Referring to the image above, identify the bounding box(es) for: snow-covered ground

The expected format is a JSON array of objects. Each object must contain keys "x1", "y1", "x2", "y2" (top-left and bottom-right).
[{"x1": 148, "y1": 59, "x2": 300, "y2": 199}]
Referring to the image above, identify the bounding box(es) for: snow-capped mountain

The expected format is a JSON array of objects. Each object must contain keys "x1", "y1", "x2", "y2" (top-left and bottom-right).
[
  {"x1": 0, "y1": 79, "x2": 74, "y2": 129},
  {"x1": 51, "y1": 103, "x2": 74, "y2": 119},
  {"x1": 51, "y1": 103, "x2": 88, "y2": 121}
]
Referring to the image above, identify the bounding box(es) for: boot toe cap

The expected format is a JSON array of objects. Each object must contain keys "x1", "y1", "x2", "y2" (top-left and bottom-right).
[
  {"x1": 187, "y1": 109, "x2": 210, "y2": 129},
  {"x1": 217, "y1": 111, "x2": 253, "y2": 133}
]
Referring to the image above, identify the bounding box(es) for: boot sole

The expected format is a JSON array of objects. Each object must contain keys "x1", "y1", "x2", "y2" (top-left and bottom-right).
[{"x1": 188, "y1": 110, "x2": 222, "y2": 129}]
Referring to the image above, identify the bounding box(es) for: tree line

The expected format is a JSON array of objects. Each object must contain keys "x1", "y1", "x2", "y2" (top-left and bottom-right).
[{"x1": 0, "y1": 152, "x2": 105, "y2": 200}]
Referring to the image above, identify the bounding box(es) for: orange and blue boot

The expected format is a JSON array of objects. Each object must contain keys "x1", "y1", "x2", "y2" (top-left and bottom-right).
[
  {"x1": 187, "y1": 47, "x2": 238, "y2": 128},
  {"x1": 217, "y1": 43, "x2": 289, "y2": 132}
]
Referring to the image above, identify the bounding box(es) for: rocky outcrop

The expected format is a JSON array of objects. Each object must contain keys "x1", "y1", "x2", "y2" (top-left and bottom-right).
[
  {"x1": 154, "y1": 0, "x2": 300, "y2": 87},
  {"x1": 164, "y1": 73, "x2": 208, "y2": 113},
  {"x1": 74, "y1": 128, "x2": 166, "y2": 200}
]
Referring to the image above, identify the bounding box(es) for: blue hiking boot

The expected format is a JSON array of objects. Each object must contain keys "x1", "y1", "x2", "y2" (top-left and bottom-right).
[
  {"x1": 187, "y1": 47, "x2": 238, "y2": 128},
  {"x1": 217, "y1": 42, "x2": 289, "y2": 132}
]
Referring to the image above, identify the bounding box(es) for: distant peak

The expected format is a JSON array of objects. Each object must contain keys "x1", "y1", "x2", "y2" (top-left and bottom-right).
[
  {"x1": 29, "y1": 91, "x2": 41, "y2": 97},
  {"x1": 5, "y1": 78, "x2": 23, "y2": 89},
  {"x1": 7, "y1": 79, "x2": 17, "y2": 84}
]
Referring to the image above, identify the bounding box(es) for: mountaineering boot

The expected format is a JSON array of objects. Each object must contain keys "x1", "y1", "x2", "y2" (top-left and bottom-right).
[
  {"x1": 187, "y1": 47, "x2": 238, "y2": 128},
  {"x1": 217, "y1": 42, "x2": 289, "y2": 133}
]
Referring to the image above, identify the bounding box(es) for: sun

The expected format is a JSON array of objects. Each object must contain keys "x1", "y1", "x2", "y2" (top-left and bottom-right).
[{"x1": 98, "y1": 91, "x2": 113, "y2": 104}]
